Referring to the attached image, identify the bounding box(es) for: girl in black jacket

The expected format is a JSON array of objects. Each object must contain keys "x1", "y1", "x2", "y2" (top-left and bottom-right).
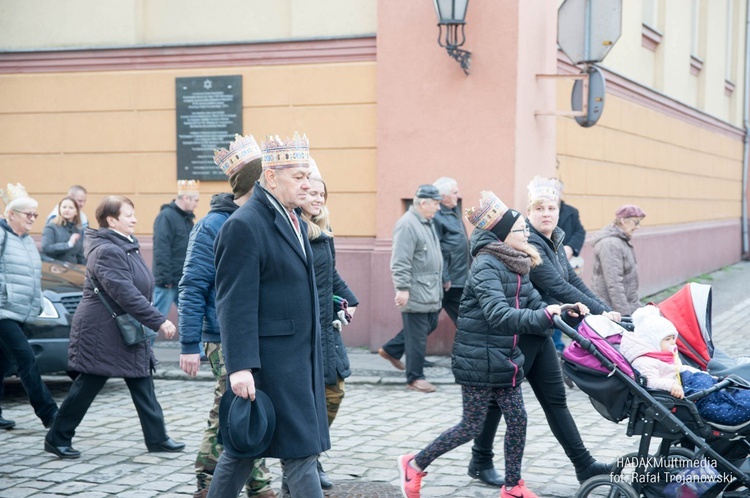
[{"x1": 398, "y1": 191, "x2": 584, "y2": 498}]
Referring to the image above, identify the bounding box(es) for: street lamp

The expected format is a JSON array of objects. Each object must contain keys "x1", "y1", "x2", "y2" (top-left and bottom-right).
[{"x1": 433, "y1": 0, "x2": 471, "y2": 75}]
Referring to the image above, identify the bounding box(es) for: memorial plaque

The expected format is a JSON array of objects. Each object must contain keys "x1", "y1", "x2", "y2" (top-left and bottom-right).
[{"x1": 176, "y1": 75, "x2": 243, "y2": 180}]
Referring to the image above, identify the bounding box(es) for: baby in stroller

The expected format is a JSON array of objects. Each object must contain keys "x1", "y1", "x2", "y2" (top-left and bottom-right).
[{"x1": 622, "y1": 305, "x2": 750, "y2": 426}]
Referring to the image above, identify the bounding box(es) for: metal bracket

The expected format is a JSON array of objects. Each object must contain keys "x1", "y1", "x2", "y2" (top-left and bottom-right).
[{"x1": 534, "y1": 73, "x2": 589, "y2": 117}]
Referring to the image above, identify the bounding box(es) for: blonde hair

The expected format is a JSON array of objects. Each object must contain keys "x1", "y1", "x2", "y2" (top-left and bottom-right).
[
  {"x1": 525, "y1": 244, "x2": 543, "y2": 268},
  {"x1": 302, "y1": 205, "x2": 333, "y2": 240}
]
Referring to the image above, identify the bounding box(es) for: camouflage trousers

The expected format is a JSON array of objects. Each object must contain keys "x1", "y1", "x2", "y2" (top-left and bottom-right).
[
  {"x1": 195, "y1": 342, "x2": 273, "y2": 496},
  {"x1": 325, "y1": 376, "x2": 346, "y2": 427}
]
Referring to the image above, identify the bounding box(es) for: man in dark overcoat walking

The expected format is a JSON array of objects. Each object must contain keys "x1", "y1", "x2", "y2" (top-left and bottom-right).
[{"x1": 208, "y1": 133, "x2": 329, "y2": 498}]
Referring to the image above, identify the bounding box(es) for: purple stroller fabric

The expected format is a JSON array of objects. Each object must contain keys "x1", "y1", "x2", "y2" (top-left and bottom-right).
[{"x1": 562, "y1": 316, "x2": 636, "y2": 378}]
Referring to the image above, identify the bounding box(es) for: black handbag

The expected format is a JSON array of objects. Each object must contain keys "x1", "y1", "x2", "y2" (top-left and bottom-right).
[{"x1": 87, "y1": 276, "x2": 157, "y2": 346}]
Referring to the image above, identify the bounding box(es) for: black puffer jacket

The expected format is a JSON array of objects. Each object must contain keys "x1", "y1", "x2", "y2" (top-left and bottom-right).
[
  {"x1": 451, "y1": 229, "x2": 552, "y2": 388},
  {"x1": 69, "y1": 228, "x2": 165, "y2": 378},
  {"x1": 309, "y1": 232, "x2": 359, "y2": 385},
  {"x1": 527, "y1": 223, "x2": 610, "y2": 314},
  {"x1": 152, "y1": 201, "x2": 195, "y2": 287}
]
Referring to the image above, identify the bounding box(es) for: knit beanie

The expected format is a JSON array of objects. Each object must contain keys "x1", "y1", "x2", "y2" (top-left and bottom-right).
[
  {"x1": 229, "y1": 158, "x2": 262, "y2": 199},
  {"x1": 632, "y1": 305, "x2": 679, "y2": 352}
]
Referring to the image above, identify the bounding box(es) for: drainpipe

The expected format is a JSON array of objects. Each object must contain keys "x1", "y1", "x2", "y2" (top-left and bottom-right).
[{"x1": 742, "y1": 0, "x2": 750, "y2": 257}]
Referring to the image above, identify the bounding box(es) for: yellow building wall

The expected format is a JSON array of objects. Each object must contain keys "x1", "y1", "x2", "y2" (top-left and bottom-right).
[
  {"x1": 0, "y1": 61, "x2": 377, "y2": 236},
  {"x1": 556, "y1": 88, "x2": 743, "y2": 232}
]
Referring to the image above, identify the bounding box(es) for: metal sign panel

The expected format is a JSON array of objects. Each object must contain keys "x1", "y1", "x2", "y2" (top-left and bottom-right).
[
  {"x1": 558, "y1": 0, "x2": 622, "y2": 64},
  {"x1": 176, "y1": 75, "x2": 243, "y2": 181},
  {"x1": 571, "y1": 66, "x2": 606, "y2": 127}
]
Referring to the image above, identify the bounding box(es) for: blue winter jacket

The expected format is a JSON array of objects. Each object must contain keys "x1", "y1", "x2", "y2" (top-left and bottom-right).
[{"x1": 177, "y1": 193, "x2": 237, "y2": 354}]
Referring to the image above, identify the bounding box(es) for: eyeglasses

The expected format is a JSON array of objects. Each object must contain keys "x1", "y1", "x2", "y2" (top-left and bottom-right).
[
  {"x1": 626, "y1": 218, "x2": 641, "y2": 227},
  {"x1": 510, "y1": 226, "x2": 530, "y2": 235},
  {"x1": 13, "y1": 210, "x2": 38, "y2": 221}
]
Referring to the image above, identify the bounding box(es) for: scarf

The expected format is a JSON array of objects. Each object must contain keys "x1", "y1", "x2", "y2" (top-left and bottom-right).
[{"x1": 477, "y1": 242, "x2": 531, "y2": 275}]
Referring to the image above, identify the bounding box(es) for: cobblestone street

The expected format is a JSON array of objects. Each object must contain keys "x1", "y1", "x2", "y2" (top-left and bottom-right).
[{"x1": 2, "y1": 262, "x2": 750, "y2": 497}]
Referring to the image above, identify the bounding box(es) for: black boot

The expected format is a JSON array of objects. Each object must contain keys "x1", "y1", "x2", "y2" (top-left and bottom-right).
[
  {"x1": 576, "y1": 461, "x2": 613, "y2": 483},
  {"x1": 0, "y1": 416, "x2": 16, "y2": 430},
  {"x1": 317, "y1": 459, "x2": 333, "y2": 489},
  {"x1": 467, "y1": 463, "x2": 504, "y2": 487}
]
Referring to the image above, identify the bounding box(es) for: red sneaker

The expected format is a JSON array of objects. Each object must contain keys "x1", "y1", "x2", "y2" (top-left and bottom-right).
[
  {"x1": 501, "y1": 479, "x2": 539, "y2": 498},
  {"x1": 398, "y1": 454, "x2": 426, "y2": 498}
]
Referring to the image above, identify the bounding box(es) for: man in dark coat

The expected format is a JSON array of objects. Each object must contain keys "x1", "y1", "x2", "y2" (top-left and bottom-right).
[
  {"x1": 151, "y1": 181, "x2": 199, "y2": 334},
  {"x1": 432, "y1": 177, "x2": 470, "y2": 326},
  {"x1": 208, "y1": 133, "x2": 329, "y2": 498}
]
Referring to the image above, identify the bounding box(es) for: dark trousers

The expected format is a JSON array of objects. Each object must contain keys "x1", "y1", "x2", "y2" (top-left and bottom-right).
[
  {"x1": 208, "y1": 453, "x2": 322, "y2": 498},
  {"x1": 0, "y1": 319, "x2": 58, "y2": 425},
  {"x1": 46, "y1": 373, "x2": 168, "y2": 447},
  {"x1": 381, "y1": 312, "x2": 439, "y2": 384},
  {"x1": 441, "y1": 286, "x2": 463, "y2": 326},
  {"x1": 471, "y1": 335, "x2": 594, "y2": 472}
]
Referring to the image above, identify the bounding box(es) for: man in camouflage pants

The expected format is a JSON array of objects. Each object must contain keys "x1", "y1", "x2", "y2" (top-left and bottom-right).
[{"x1": 177, "y1": 134, "x2": 275, "y2": 498}]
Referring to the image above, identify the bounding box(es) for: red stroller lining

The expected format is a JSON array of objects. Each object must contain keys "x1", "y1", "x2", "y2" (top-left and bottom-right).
[{"x1": 658, "y1": 283, "x2": 713, "y2": 369}]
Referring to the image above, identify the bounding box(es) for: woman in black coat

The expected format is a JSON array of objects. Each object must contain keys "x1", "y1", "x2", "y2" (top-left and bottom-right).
[
  {"x1": 44, "y1": 196, "x2": 184, "y2": 459},
  {"x1": 41, "y1": 196, "x2": 85, "y2": 264},
  {"x1": 467, "y1": 178, "x2": 617, "y2": 486},
  {"x1": 300, "y1": 174, "x2": 359, "y2": 489}
]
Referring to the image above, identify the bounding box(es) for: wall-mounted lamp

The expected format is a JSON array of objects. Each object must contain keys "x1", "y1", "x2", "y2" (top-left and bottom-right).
[{"x1": 433, "y1": 0, "x2": 471, "y2": 75}]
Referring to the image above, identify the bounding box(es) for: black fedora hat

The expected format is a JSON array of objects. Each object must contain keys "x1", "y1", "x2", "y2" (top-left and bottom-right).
[{"x1": 218, "y1": 389, "x2": 276, "y2": 458}]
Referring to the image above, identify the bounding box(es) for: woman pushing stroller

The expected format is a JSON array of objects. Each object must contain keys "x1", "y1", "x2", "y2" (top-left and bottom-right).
[
  {"x1": 623, "y1": 305, "x2": 750, "y2": 426},
  {"x1": 397, "y1": 190, "x2": 588, "y2": 498}
]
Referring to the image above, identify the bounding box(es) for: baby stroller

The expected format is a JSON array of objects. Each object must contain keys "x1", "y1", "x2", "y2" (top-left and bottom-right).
[
  {"x1": 558, "y1": 310, "x2": 750, "y2": 497},
  {"x1": 658, "y1": 282, "x2": 750, "y2": 380}
]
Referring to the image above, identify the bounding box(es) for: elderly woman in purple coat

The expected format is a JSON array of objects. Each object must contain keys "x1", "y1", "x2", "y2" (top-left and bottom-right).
[{"x1": 44, "y1": 196, "x2": 184, "y2": 459}]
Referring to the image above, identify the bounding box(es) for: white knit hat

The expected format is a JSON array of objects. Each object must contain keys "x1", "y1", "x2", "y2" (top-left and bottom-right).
[{"x1": 632, "y1": 305, "x2": 679, "y2": 352}]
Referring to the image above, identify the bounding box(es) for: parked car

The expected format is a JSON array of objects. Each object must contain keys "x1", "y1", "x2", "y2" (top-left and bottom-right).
[{"x1": 2, "y1": 261, "x2": 85, "y2": 377}]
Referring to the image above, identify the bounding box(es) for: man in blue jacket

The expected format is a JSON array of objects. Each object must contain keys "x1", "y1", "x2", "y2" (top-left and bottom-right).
[
  {"x1": 208, "y1": 133, "x2": 329, "y2": 498},
  {"x1": 178, "y1": 135, "x2": 274, "y2": 498}
]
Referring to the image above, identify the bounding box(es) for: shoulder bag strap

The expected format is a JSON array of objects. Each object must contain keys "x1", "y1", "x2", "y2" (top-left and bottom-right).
[{"x1": 86, "y1": 275, "x2": 117, "y2": 318}]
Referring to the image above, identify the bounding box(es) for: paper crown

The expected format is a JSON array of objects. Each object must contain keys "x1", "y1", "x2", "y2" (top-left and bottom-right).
[
  {"x1": 177, "y1": 179, "x2": 200, "y2": 196},
  {"x1": 262, "y1": 132, "x2": 310, "y2": 170},
  {"x1": 465, "y1": 191, "x2": 509, "y2": 230},
  {"x1": 527, "y1": 176, "x2": 562, "y2": 204},
  {"x1": 0, "y1": 183, "x2": 29, "y2": 207},
  {"x1": 214, "y1": 134, "x2": 262, "y2": 177}
]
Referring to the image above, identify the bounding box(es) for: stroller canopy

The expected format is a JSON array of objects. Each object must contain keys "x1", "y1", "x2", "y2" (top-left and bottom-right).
[{"x1": 658, "y1": 282, "x2": 714, "y2": 369}]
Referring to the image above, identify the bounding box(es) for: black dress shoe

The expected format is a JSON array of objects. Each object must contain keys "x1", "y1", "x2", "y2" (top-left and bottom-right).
[
  {"x1": 317, "y1": 459, "x2": 333, "y2": 489},
  {"x1": 0, "y1": 416, "x2": 16, "y2": 430},
  {"x1": 44, "y1": 440, "x2": 81, "y2": 459},
  {"x1": 146, "y1": 438, "x2": 185, "y2": 453},
  {"x1": 467, "y1": 465, "x2": 505, "y2": 487},
  {"x1": 576, "y1": 461, "x2": 613, "y2": 483},
  {"x1": 423, "y1": 359, "x2": 435, "y2": 368}
]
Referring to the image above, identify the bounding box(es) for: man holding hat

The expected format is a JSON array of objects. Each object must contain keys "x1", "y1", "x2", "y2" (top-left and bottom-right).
[
  {"x1": 378, "y1": 184, "x2": 444, "y2": 393},
  {"x1": 178, "y1": 135, "x2": 274, "y2": 498},
  {"x1": 209, "y1": 133, "x2": 329, "y2": 498}
]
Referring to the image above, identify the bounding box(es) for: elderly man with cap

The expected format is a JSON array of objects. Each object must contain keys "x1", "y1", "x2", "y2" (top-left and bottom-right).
[
  {"x1": 178, "y1": 135, "x2": 274, "y2": 498},
  {"x1": 378, "y1": 184, "x2": 443, "y2": 393},
  {"x1": 208, "y1": 133, "x2": 329, "y2": 498},
  {"x1": 591, "y1": 204, "x2": 646, "y2": 315}
]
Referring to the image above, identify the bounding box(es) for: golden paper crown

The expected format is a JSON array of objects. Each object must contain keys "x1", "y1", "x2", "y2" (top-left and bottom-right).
[
  {"x1": 465, "y1": 191, "x2": 509, "y2": 230},
  {"x1": 262, "y1": 132, "x2": 310, "y2": 170},
  {"x1": 527, "y1": 176, "x2": 562, "y2": 204},
  {"x1": 213, "y1": 134, "x2": 262, "y2": 177},
  {"x1": 177, "y1": 179, "x2": 201, "y2": 196},
  {"x1": 0, "y1": 183, "x2": 29, "y2": 207}
]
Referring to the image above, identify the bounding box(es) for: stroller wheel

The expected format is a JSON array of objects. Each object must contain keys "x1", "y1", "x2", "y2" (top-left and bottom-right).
[{"x1": 575, "y1": 475, "x2": 638, "y2": 498}]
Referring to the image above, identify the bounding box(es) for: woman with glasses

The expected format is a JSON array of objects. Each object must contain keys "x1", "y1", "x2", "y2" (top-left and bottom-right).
[
  {"x1": 0, "y1": 183, "x2": 59, "y2": 430},
  {"x1": 465, "y1": 177, "x2": 617, "y2": 488},
  {"x1": 41, "y1": 196, "x2": 85, "y2": 264},
  {"x1": 591, "y1": 204, "x2": 647, "y2": 315}
]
